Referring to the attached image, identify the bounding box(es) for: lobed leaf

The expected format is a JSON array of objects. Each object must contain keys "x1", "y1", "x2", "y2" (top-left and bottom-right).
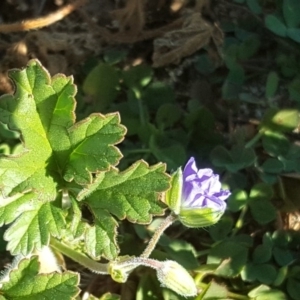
[
  {"x1": 79, "y1": 160, "x2": 169, "y2": 259},
  {"x1": 0, "y1": 60, "x2": 126, "y2": 255},
  {"x1": 0, "y1": 256, "x2": 79, "y2": 300}
]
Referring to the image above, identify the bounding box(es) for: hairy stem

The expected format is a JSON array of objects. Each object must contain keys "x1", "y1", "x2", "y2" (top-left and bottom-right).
[
  {"x1": 114, "y1": 256, "x2": 163, "y2": 271},
  {"x1": 50, "y1": 237, "x2": 109, "y2": 274},
  {"x1": 141, "y1": 213, "x2": 177, "y2": 258}
]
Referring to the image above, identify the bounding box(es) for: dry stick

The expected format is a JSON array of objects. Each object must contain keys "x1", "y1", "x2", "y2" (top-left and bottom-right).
[{"x1": 0, "y1": 0, "x2": 88, "y2": 33}]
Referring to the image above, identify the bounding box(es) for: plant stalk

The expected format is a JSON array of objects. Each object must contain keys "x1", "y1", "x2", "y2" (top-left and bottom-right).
[
  {"x1": 231, "y1": 205, "x2": 248, "y2": 237},
  {"x1": 50, "y1": 237, "x2": 109, "y2": 274},
  {"x1": 197, "y1": 282, "x2": 249, "y2": 300},
  {"x1": 141, "y1": 213, "x2": 177, "y2": 258},
  {"x1": 245, "y1": 131, "x2": 263, "y2": 148}
]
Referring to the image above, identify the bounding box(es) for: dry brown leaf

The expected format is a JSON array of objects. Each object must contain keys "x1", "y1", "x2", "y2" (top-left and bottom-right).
[
  {"x1": 0, "y1": 29, "x2": 100, "y2": 84},
  {"x1": 152, "y1": 11, "x2": 223, "y2": 67},
  {"x1": 110, "y1": 0, "x2": 146, "y2": 35}
]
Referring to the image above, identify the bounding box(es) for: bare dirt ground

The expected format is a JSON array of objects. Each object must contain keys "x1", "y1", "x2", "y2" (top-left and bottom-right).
[{"x1": 0, "y1": 0, "x2": 227, "y2": 94}]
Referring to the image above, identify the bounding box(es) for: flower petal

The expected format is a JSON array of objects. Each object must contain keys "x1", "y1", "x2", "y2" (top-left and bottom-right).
[{"x1": 181, "y1": 157, "x2": 230, "y2": 217}]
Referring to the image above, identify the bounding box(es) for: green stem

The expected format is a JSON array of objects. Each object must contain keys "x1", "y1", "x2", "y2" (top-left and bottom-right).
[
  {"x1": 197, "y1": 282, "x2": 249, "y2": 300},
  {"x1": 245, "y1": 131, "x2": 263, "y2": 149},
  {"x1": 231, "y1": 205, "x2": 248, "y2": 237},
  {"x1": 227, "y1": 291, "x2": 249, "y2": 300},
  {"x1": 114, "y1": 256, "x2": 163, "y2": 271},
  {"x1": 133, "y1": 88, "x2": 146, "y2": 126},
  {"x1": 141, "y1": 214, "x2": 178, "y2": 258},
  {"x1": 196, "y1": 249, "x2": 210, "y2": 258},
  {"x1": 50, "y1": 237, "x2": 109, "y2": 274}
]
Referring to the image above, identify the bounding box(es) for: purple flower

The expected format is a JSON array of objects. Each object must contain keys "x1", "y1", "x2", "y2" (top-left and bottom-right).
[
  {"x1": 182, "y1": 157, "x2": 230, "y2": 213},
  {"x1": 166, "y1": 157, "x2": 231, "y2": 228}
]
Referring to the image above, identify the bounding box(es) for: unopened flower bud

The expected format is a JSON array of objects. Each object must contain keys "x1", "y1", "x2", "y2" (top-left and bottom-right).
[
  {"x1": 156, "y1": 260, "x2": 198, "y2": 297},
  {"x1": 166, "y1": 157, "x2": 231, "y2": 228},
  {"x1": 108, "y1": 256, "x2": 136, "y2": 283}
]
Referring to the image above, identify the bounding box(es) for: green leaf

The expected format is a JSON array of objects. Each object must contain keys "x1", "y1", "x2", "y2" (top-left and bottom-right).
[
  {"x1": 248, "y1": 184, "x2": 276, "y2": 225},
  {"x1": 232, "y1": 234, "x2": 253, "y2": 247},
  {"x1": 209, "y1": 216, "x2": 233, "y2": 241},
  {"x1": 227, "y1": 189, "x2": 248, "y2": 212},
  {"x1": 194, "y1": 53, "x2": 217, "y2": 75},
  {"x1": 273, "y1": 266, "x2": 289, "y2": 286},
  {"x1": 143, "y1": 82, "x2": 175, "y2": 112},
  {"x1": 149, "y1": 135, "x2": 186, "y2": 170},
  {"x1": 155, "y1": 103, "x2": 182, "y2": 128},
  {"x1": 122, "y1": 64, "x2": 153, "y2": 90},
  {"x1": 0, "y1": 256, "x2": 79, "y2": 300},
  {"x1": 253, "y1": 244, "x2": 272, "y2": 264},
  {"x1": 241, "y1": 262, "x2": 257, "y2": 282},
  {"x1": 85, "y1": 210, "x2": 119, "y2": 261},
  {"x1": 260, "y1": 108, "x2": 300, "y2": 132},
  {"x1": 78, "y1": 160, "x2": 169, "y2": 259},
  {"x1": 237, "y1": 35, "x2": 261, "y2": 60},
  {"x1": 260, "y1": 158, "x2": 284, "y2": 174},
  {"x1": 272, "y1": 109, "x2": 299, "y2": 131},
  {"x1": 136, "y1": 273, "x2": 162, "y2": 300},
  {"x1": 265, "y1": 15, "x2": 287, "y2": 37},
  {"x1": 287, "y1": 277, "x2": 300, "y2": 300},
  {"x1": 83, "y1": 63, "x2": 120, "y2": 109},
  {"x1": 248, "y1": 285, "x2": 287, "y2": 300},
  {"x1": 0, "y1": 60, "x2": 126, "y2": 255},
  {"x1": 0, "y1": 122, "x2": 20, "y2": 140},
  {"x1": 287, "y1": 28, "x2": 300, "y2": 43},
  {"x1": 67, "y1": 195, "x2": 86, "y2": 239},
  {"x1": 279, "y1": 144, "x2": 300, "y2": 172},
  {"x1": 208, "y1": 241, "x2": 248, "y2": 277},
  {"x1": 255, "y1": 264, "x2": 277, "y2": 285},
  {"x1": 0, "y1": 144, "x2": 10, "y2": 155},
  {"x1": 265, "y1": 71, "x2": 279, "y2": 99},
  {"x1": 165, "y1": 168, "x2": 182, "y2": 215},
  {"x1": 2, "y1": 198, "x2": 65, "y2": 255},
  {"x1": 161, "y1": 238, "x2": 199, "y2": 270},
  {"x1": 211, "y1": 144, "x2": 256, "y2": 172},
  {"x1": 63, "y1": 113, "x2": 125, "y2": 184},
  {"x1": 272, "y1": 230, "x2": 291, "y2": 247},
  {"x1": 283, "y1": 0, "x2": 300, "y2": 28},
  {"x1": 99, "y1": 293, "x2": 121, "y2": 300},
  {"x1": 247, "y1": 0, "x2": 262, "y2": 14},
  {"x1": 262, "y1": 131, "x2": 289, "y2": 156},
  {"x1": 222, "y1": 64, "x2": 245, "y2": 100},
  {"x1": 276, "y1": 54, "x2": 298, "y2": 78},
  {"x1": 200, "y1": 281, "x2": 229, "y2": 299},
  {"x1": 273, "y1": 246, "x2": 296, "y2": 266},
  {"x1": 103, "y1": 49, "x2": 128, "y2": 65},
  {"x1": 288, "y1": 77, "x2": 300, "y2": 102}
]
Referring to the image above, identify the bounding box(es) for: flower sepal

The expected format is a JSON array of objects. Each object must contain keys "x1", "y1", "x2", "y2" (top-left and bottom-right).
[
  {"x1": 156, "y1": 260, "x2": 198, "y2": 297},
  {"x1": 165, "y1": 168, "x2": 182, "y2": 215},
  {"x1": 179, "y1": 207, "x2": 224, "y2": 228},
  {"x1": 108, "y1": 255, "x2": 136, "y2": 283}
]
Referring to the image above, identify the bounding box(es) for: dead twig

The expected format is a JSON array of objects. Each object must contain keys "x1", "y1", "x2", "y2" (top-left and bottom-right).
[{"x1": 0, "y1": 0, "x2": 88, "y2": 33}]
